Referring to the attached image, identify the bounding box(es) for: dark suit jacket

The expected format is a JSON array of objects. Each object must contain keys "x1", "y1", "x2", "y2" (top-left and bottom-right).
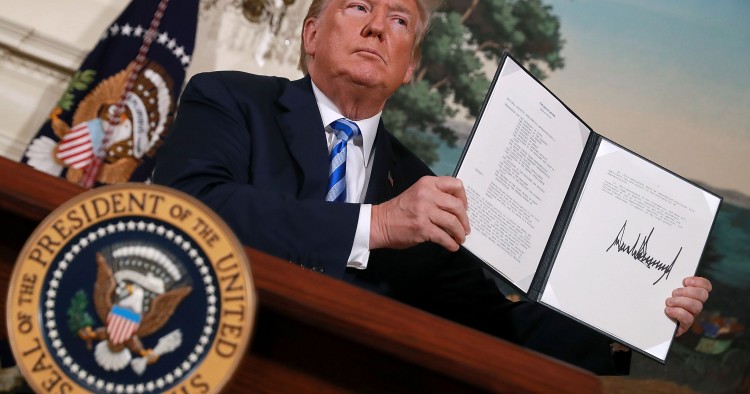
[{"x1": 153, "y1": 72, "x2": 629, "y2": 375}]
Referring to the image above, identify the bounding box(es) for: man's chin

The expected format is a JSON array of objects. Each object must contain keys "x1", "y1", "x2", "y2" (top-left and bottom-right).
[{"x1": 344, "y1": 69, "x2": 391, "y2": 90}]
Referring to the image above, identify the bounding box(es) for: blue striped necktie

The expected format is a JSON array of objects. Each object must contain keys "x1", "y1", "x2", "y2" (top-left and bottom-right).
[{"x1": 326, "y1": 118, "x2": 361, "y2": 202}]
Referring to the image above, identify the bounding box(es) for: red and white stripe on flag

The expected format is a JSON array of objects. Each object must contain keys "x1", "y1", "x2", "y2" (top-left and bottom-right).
[
  {"x1": 106, "y1": 311, "x2": 140, "y2": 345},
  {"x1": 56, "y1": 123, "x2": 94, "y2": 169}
]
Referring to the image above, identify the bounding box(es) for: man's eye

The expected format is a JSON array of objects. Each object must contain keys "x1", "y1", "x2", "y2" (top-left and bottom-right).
[
  {"x1": 396, "y1": 17, "x2": 406, "y2": 26},
  {"x1": 354, "y1": 4, "x2": 366, "y2": 11}
]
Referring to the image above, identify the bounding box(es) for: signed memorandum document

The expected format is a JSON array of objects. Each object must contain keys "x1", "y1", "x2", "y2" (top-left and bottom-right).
[{"x1": 455, "y1": 54, "x2": 721, "y2": 363}]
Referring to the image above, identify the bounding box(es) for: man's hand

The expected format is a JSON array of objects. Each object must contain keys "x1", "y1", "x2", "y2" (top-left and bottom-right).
[
  {"x1": 370, "y1": 176, "x2": 470, "y2": 251},
  {"x1": 666, "y1": 276, "x2": 712, "y2": 337}
]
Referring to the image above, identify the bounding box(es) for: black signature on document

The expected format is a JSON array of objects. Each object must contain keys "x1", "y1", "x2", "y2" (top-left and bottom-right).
[{"x1": 606, "y1": 220, "x2": 682, "y2": 285}]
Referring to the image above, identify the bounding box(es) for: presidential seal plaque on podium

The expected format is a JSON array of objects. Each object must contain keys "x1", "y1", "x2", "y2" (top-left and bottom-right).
[{"x1": 6, "y1": 184, "x2": 256, "y2": 393}]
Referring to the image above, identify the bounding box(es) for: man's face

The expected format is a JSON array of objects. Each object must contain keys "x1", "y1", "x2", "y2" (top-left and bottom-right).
[{"x1": 303, "y1": 0, "x2": 419, "y2": 94}]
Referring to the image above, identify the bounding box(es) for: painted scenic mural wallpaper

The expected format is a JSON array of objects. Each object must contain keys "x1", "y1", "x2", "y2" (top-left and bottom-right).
[{"x1": 416, "y1": 1, "x2": 749, "y2": 392}]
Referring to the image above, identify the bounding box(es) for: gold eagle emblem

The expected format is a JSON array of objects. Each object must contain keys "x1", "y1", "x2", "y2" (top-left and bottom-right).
[{"x1": 46, "y1": 61, "x2": 175, "y2": 185}]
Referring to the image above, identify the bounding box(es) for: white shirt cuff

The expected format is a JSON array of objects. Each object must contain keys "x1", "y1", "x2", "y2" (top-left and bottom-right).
[{"x1": 346, "y1": 204, "x2": 371, "y2": 269}]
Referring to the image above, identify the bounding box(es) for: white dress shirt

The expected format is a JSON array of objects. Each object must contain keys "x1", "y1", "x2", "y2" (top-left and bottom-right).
[{"x1": 311, "y1": 82, "x2": 377, "y2": 269}]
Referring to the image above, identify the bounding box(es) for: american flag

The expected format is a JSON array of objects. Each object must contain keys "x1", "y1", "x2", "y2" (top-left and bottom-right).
[{"x1": 107, "y1": 305, "x2": 141, "y2": 345}]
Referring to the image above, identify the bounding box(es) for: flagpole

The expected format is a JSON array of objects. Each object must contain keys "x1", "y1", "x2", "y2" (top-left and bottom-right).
[{"x1": 81, "y1": 0, "x2": 171, "y2": 189}]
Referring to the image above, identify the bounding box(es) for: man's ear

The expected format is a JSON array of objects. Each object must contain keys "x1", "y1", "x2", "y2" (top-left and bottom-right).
[
  {"x1": 302, "y1": 18, "x2": 319, "y2": 56},
  {"x1": 401, "y1": 56, "x2": 418, "y2": 84}
]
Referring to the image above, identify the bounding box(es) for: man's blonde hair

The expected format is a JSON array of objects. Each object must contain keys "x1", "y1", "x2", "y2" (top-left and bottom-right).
[{"x1": 297, "y1": 0, "x2": 438, "y2": 74}]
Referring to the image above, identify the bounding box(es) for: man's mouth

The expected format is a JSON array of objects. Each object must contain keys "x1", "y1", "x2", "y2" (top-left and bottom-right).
[{"x1": 356, "y1": 48, "x2": 384, "y2": 62}]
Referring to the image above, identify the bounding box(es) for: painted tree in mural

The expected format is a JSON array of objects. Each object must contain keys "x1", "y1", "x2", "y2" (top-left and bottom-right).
[
  {"x1": 702, "y1": 205, "x2": 750, "y2": 290},
  {"x1": 384, "y1": 0, "x2": 564, "y2": 165}
]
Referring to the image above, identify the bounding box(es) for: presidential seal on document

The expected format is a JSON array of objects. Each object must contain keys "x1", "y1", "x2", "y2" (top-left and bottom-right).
[{"x1": 7, "y1": 184, "x2": 255, "y2": 393}]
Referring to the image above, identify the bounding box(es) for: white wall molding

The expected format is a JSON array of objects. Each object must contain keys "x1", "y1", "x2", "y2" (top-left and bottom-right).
[
  {"x1": 0, "y1": 16, "x2": 85, "y2": 74},
  {"x1": 0, "y1": 46, "x2": 71, "y2": 84},
  {"x1": 0, "y1": 50, "x2": 67, "y2": 160}
]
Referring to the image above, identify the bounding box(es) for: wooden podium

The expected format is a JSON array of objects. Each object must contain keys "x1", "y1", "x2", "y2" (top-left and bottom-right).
[{"x1": 0, "y1": 157, "x2": 601, "y2": 393}]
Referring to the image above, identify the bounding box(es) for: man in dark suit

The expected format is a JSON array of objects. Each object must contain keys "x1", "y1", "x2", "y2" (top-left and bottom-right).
[{"x1": 153, "y1": 0, "x2": 711, "y2": 375}]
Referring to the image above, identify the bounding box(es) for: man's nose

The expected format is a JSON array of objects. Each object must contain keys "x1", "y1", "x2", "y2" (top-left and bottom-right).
[{"x1": 362, "y1": 8, "x2": 386, "y2": 39}]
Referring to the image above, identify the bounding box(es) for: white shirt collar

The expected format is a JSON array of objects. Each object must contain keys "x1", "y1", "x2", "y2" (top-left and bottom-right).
[{"x1": 311, "y1": 80, "x2": 379, "y2": 168}]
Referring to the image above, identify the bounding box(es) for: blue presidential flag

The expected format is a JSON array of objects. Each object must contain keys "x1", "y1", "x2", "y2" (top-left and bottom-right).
[{"x1": 23, "y1": 0, "x2": 200, "y2": 187}]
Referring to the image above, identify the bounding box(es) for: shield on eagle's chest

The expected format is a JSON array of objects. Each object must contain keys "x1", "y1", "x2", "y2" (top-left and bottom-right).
[
  {"x1": 106, "y1": 305, "x2": 141, "y2": 345},
  {"x1": 56, "y1": 120, "x2": 102, "y2": 169}
]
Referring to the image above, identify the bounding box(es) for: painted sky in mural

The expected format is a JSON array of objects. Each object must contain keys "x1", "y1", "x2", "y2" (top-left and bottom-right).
[{"x1": 543, "y1": 0, "x2": 750, "y2": 196}]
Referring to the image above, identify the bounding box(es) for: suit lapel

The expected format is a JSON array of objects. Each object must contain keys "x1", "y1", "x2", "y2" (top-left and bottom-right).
[
  {"x1": 276, "y1": 76, "x2": 330, "y2": 200},
  {"x1": 365, "y1": 122, "x2": 398, "y2": 204}
]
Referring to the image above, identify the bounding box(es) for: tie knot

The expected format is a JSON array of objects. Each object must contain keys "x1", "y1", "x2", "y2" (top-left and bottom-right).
[{"x1": 329, "y1": 118, "x2": 360, "y2": 142}]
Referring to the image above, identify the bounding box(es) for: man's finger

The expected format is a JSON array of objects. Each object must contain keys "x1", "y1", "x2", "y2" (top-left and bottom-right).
[
  {"x1": 433, "y1": 192, "x2": 471, "y2": 234},
  {"x1": 426, "y1": 221, "x2": 460, "y2": 252},
  {"x1": 433, "y1": 176, "x2": 468, "y2": 208},
  {"x1": 666, "y1": 296, "x2": 703, "y2": 317},
  {"x1": 684, "y1": 276, "x2": 712, "y2": 293},
  {"x1": 665, "y1": 306, "x2": 694, "y2": 337},
  {"x1": 430, "y1": 209, "x2": 467, "y2": 246},
  {"x1": 672, "y1": 286, "x2": 709, "y2": 304},
  {"x1": 429, "y1": 176, "x2": 470, "y2": 233}
]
